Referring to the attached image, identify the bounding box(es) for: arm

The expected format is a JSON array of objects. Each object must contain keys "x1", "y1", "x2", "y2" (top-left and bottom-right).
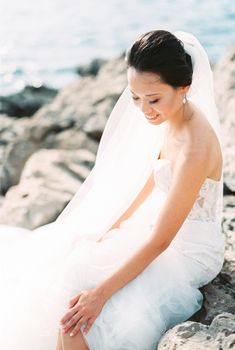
[
  {"x1": 97, "y1": 151, "x2": 210, "y2": 301},
  {"x1": 60, "y1": 151, "x2": 210, "y2": 336}
]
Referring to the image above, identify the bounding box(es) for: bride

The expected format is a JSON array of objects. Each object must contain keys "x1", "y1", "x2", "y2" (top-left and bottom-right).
[{"x1": 0, "y1": 30, "x2": 224, "y2": 350}]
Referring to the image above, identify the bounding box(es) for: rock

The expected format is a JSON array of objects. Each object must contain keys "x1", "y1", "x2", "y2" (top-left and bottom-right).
[
  {"x1": 26, "y1": 103, "x2": 77, "y2": 142},
  {"x1": 157, "y1": 312, "x2": 235, "y2": 349},
  {"x1": 53, "y1": 53, "x2": 127, "y2": 136},
  {"x1": 223, "y1": 183, "x2": 235, "y2": 196},
  {"x1": 223, "y1": 144, "x2": 235, "y2": 193},
  {"x1": 0, "y1": 114, "x2": 16, "y2": 169},
  {"x1": 1, "y1": 137, "x2": 38, "y2": 194},
  {"x1": 222, "y1": 195, "x2": 235, "y2": 288},
  {"x1": 0, "y1": 85, "x2": 58, "y2": 117},
  {"x1": 214, "y1": 45, "x2": 235, "y2": 192},
  {"x1": 0, "y1": 149, "x2": 95, "y2": 229},
  {"x1": 214, "y1": 45, "x2": 235, "y2": 123},
  {"x1": 83, "y1": 95, "x2": 118, "y2": 141},
  {"x1": 43, "y1": 128, "x2": 98, "y2": 154},
  {"x1": 76, "y1": 57, "x2": 107, "y2": 76},
  {"x1": 190, "y1": 194, "x2": 235, "y2": 326},
  {"x1": 0, "y1": 114, "x2": 38, "y2": 194},
  {"x1": 198, "y1": 275, "x2": 235, "y2": 325},
  {"x1": 0, "y1": 54, "x2": 124, "y2": 193}
]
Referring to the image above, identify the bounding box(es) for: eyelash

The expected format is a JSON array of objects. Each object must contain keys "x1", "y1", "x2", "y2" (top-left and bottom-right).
[{"x1": 132, "y1": 97, "x2": 160, "y2": 104}]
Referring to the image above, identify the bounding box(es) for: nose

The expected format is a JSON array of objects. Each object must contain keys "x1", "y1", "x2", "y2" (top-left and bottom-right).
[{"x1": 139, "y1": 100, "x2": 153, "y2": 115}]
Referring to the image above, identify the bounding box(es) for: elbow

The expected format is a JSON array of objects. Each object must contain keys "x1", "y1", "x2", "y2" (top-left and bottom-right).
[{"x1": 148, "y1": 238, "x2": 170, "y2": 255}]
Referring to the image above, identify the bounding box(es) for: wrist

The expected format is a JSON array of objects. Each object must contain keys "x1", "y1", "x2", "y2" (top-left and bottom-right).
[{"x1": 95, "y1": 281, "x2": 112, "y2": 303}]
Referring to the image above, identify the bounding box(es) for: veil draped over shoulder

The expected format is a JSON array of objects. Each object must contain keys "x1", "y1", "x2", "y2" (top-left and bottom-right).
[{"x1": 55, "y1": 31, "x2": 223, "y2": 242}]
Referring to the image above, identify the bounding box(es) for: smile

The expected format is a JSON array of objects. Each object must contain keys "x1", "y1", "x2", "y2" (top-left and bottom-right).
[{"x1": 145, "y1": 114, "x2": 160, "y2": 121}]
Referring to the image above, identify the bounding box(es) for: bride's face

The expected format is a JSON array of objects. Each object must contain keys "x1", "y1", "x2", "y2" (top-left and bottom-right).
[{"x1": 127, "y1": 67, "x2": 189, "y2": 125}]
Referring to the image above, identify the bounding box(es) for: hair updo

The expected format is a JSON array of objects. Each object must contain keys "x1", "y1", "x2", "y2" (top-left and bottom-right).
[{"x1": 125, "y1": 30, "x2": 193, "y2": 88}]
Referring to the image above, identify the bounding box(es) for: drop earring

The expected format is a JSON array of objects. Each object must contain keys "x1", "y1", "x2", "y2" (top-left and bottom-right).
[
  {"x1": 183, "y1": 94, "x2": 194, "y2": 121},
  {"x1": 183, "y1": 94, "x2": 187, "y2": 104}
]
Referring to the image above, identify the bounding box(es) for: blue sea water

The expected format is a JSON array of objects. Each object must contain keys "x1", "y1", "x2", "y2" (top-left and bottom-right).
[{"x1": 0, "y1": 0, "x2": 235, "y2": 95}]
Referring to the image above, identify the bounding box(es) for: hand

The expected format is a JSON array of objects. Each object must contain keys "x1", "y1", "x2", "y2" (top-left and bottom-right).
[{"x1": 59, "y1": 287, "x2": 106, "y2": 337}]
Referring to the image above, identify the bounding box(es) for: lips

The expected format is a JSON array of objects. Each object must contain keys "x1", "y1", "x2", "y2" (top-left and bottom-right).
[{"x1": 145, "y1": 114, "x2": 160, "y2": 121}]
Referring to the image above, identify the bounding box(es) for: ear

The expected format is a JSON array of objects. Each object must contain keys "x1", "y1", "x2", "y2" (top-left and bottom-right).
[
  {"x1": 180, "y1": 85, "x2": 191, "y2": 95},
  {"x1": 176, "y1": 85, "x2": 190, "y2": 99}
]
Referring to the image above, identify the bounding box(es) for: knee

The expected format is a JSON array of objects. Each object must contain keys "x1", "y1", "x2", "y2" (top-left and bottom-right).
[{"x1": 59, "y1": 327, "x2": 89, "y2": 350}]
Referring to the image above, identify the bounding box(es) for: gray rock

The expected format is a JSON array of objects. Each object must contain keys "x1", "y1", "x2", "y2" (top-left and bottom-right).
[
  {"x1": 43, "y1": 128, "x2": 98, "y2": 154},
  {"x1": 1, "y1": 138, "x2": 37, "y2": 193},
  {"x1": 52, "y1": 54, "x2": 127, "y2": 134},
  {"x1": 0, "y1": 115, "x2": 38, "y2": 194},
  {"x1": 198, "y1": 275, "x2": 235, "y2": 325},
  {"x1": 76, "y1": 57, "x2": 107, "y2": 76},
  {"x1": 193, "y1": 194, "x2": 235, "y2": 325},
  {"x1": 0, "y1": 149, "x2": 95, "y2": 229},
  {"x1": 0, "y1": 54, "x2": 126, "y2": 198},
  {"x1": 157, "y1": 312, "x2": 235, "y2": 349},
  {"x1": 0, "y1": 85, "x2": 58, "y2": 117},
  {"x1": 222, "y1": 195, "x2": 235, "y2": 288},
  {"x1": 214, "y1": 45, "x2": 235, "y2": 192}
]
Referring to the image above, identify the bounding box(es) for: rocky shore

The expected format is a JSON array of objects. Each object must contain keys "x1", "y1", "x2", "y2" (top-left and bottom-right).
[{"x1": 0, "y1": 47, "x2": 234, "y2": 349}]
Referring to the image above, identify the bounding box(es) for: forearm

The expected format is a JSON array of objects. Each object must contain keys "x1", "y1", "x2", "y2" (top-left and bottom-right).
[{"x1": 96, "y1": 238, "x2": 167, "y2": 302}]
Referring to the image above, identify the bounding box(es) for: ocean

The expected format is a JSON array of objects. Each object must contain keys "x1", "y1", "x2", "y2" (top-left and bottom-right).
[{"x1": 0, "y1": 0, "x2": 235, "y2": 95}]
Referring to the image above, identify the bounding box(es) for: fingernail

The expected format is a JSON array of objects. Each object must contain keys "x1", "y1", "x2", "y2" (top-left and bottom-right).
[{"x1": 70, "y1": 332, "x2": 74, "y2": 337}]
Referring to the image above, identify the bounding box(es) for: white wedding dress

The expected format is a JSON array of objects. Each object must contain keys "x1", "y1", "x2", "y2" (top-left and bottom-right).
[{"x1": 0, "y1": 157, "x2": 225, "y2": 350}]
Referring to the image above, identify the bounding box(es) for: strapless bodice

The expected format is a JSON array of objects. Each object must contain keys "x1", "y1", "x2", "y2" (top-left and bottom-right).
[
  {"x1": 97, "y1": 157, "x2": 223, "y2": 242},
  {"x1": 153, "y1": 158, "x2": 223, "y2": 222}
]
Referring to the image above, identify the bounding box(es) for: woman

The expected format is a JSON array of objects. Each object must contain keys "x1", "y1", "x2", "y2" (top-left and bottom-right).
[{"x1": 0, "y1": 30, "x2": 224, "y2": 350}]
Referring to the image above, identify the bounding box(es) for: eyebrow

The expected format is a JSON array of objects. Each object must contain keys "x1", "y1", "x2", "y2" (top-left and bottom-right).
[{"x1": 130, "y1": 90, "x2": 161, "y2": 96}]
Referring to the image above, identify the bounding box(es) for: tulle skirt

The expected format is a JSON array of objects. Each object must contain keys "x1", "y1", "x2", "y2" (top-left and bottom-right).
[{"x1": 0, "y1": 188, "x2": 225, "y2": 350}]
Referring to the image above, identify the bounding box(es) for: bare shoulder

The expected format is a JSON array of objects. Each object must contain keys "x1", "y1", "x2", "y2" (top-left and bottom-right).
[{"x1": 177, "y1": 102, "x2": 223, "y2": 181}]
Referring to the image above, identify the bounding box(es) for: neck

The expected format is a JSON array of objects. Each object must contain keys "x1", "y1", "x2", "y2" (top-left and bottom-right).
[{"x1": 166, "y1": 101, "x2": 194, "y2": 136}]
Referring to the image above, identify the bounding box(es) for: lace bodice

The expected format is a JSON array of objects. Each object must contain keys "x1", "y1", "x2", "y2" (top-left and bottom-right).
[{"x1": 153, "y1": 159, "x2": 223, "y2": 222}]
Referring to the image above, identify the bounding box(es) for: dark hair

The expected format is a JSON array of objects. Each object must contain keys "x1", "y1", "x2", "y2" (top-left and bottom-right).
[{"x1": 125, "y1": 30, "x2": 193, "y2": 88}]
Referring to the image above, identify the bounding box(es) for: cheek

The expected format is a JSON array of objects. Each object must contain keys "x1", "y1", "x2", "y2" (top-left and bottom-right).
[
  {"x1": 161, "y1": 96, "x2": 178, "y2": 111},
  {"x1": 155, "y1": 98, "x2": 171, "y2": 112}
]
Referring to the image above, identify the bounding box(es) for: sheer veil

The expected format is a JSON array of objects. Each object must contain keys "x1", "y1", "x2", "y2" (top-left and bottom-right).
[{"x1": 55, "y1": 31, "x2": 223, "y2": 241}]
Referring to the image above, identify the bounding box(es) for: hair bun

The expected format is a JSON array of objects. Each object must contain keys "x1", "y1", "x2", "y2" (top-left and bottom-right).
[
  {"x1": 184, "y1": 52, "x2": 193, "y2": 71},
  {"x1": 126, "y1": 29, "x2": 193, "y2": 87}
]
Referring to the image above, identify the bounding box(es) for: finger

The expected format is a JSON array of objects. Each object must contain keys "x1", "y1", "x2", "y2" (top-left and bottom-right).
[
  {"x1": 61, "y1": 311, "x2": 83, "y2": 333},
  {"x1": 60, "y1": 308, "x2": 79, "y2": 326},
  {"x1": 69, "y1": 317, "x2": 87, "y2": 337},
  {"x1": 69, "y1": 293, "x2": 82, "y2": 308},
  {"x1": 68, "y1": 294, "x2": 81, "y2": 308},
  {"x1": 82, "y1": 318, "x2": 95, "y2": 336}
]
